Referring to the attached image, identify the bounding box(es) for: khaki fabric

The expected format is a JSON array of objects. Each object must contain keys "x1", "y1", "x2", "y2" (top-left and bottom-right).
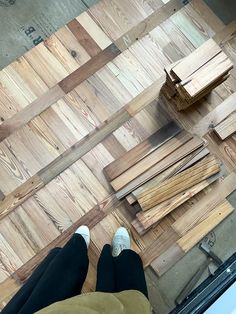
[{"x1": 36, "y1": 290, "x2": 152, "y2": 314}]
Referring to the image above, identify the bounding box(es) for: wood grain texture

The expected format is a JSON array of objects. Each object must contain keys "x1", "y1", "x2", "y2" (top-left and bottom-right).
[
  {"x1": 58, "y1": 44, "x2": 121, "y2": 93},
  {"x1": 172, "y1": 172, "x2": 236, "y2": 236},
  {"x1": 11, "y1": 195, "x2": 119, "y2": 283},
  {"x1": 131, "y1": 142, "x2": 207, "y2": 197},
  {"x1": 191, "y1": 92, "x2": 236, "y2": 136},
  {"x1": 138, "y1": 155, "x2": 221, "y2": 211},
  {"x1": 214, "y1": 112, "x2": 236, "y2": 140},
  {"x1": 0, "y1": 76, "x2": 165, "y2": 219},
  {"x1": 151, "y1": 243, "x2": 184, "y2": 276},
  {"x1": 0, "y1": 0, "x2": 235, "y2": 300},
  {"x1": 0, "y1": 175, "x2": 44, "y2": 220},
  {"x1": 137, "y1": 172, "x2": 220, "y2": 230},
  {"x1": 0, "y1": 85, "x2": 65, "y2": 142},
  {"x1": 171, "y1": 39, "x2": 221, "y2": 81},
  {"x1": 110, "y1": 131, "x2": 193, "y2": 192},
  {"x1": 67, "y1": 19, "x2": 102, "y2": 57},
  {"x1": 140, "y1": 228, "x2": 179, "y2": 267},
  {"x1": 117, "y1": 143, "x2": 208, "y2": 201},
  {"x1": 177, "y1": 200, "x2": 234, "y2": 251},
  {"x1": 104, "y1": 121, "x2": 181, "y2": 181},
  {"x1": 115, "y1": 0, "x2": 186, "y2": 51}
]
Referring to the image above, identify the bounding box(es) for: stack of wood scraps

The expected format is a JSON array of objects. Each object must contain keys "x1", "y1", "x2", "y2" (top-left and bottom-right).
[
  {"x1": 162, "y1": 39, "x2": 234, "y2": 111},
  {"x1": 104, "y1": 121, "x2": 222, "y2": 233}
]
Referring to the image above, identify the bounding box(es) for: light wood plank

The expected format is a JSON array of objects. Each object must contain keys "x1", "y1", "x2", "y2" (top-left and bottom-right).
[
  {"x1": 172, "y1": 172, "x2": 236, "y2": 236},
  {"x1": 67, "y1": 19, "x2": 102, "y2": 57},
  {"x1": 171, "y1": 39, "x2": 221, "y2": 81},
  {"x1": 151, "y1": 243, "x2": 184, "y2": 276},
  {"x1": 110, "y1": 131, "x2": 193, "y2": 191},
  {"x1": 118, "y1": 138, "x2": 206, "y2": 201},
  {"x1": 104, "y1": 121, "x2": 181, "y2": 181},
  {"x1": 137, "y1": 173, "x2": 220, "y2": 230},
  {"x1": 76, "y1": 12, "x2": 112, "y2": 49},
  {"x1": 191, "y1": 92, "x2": 236, "y2": 136},
  {"x1": 0, "y1": 85, "x2": 65, "y2": 142},
  {"x1": 177, "y1": 200, "x2": 234, "y2": 252},
  {"x1": 214, "y1": 112, "x2": 236, "y2": 140},
  {"x1": 115, "y1": 0, "x2": 186, "y2": 51},
  {"x1": 138, "y1": 155, "x2": 221, "y2": 211}
]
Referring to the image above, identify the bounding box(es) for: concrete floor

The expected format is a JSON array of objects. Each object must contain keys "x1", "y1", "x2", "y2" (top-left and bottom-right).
[{"x1": 0, "y1": 1, "x2": 236, "y2": 313}]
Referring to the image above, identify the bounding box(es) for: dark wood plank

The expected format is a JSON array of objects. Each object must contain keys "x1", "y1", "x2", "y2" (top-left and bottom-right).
[
  {"x1": 104, "y1": 121, "x2": 181, "y2": 181},
  {"x1": 58, "y1": 44, "x2": 121, "y2": 93},
  {"x1": 67, "y1": 19, "x2": 102, "y2": 57}
]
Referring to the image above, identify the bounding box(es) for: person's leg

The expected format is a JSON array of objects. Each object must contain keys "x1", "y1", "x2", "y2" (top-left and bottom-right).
[
  {"x1": 18, "y1": 233, "x2": 89, "y2": 314},
  {"x1": 96, "y1": 244, "x2": 116, "y2": 292},
  {"x1": 114, "y1": 249, "x2": 148, "y2": 298},
  {"x1": 112, "y1": 227, "x2": 148, "y2": 298},
  {"x1": 1, "y1": 248, "x2": 60, "y2": 314}
]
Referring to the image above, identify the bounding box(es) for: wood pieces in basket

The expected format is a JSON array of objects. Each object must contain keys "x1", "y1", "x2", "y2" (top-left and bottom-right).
[{"x1": 163, "y1": 39, "x2": 233, "y2": 110}]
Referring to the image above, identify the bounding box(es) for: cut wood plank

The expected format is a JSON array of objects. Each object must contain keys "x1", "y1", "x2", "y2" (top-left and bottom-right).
[
  {"x1": 76, "y1": 12, "x2": 112, "y2": 50},
  {"x1": 138, "y1": 155, "x2": 221, "y2": 211},
  {"x1": 67, "y1": 19, "x2": 102, "y2": 57},
  {"x1": 214, "y1": 112, "x2": 236, "y2": 140},
  {"x1": 151, "y1": 243, "x2": 184, "y2": 276},
  {"x1": 58, "y1": 44, "x2": 121, "y2": 93},
  {"x1": 171, "y1": 39, "x2": 222, "y2": 81},
  {"x1": 180, "y1": 52, "x2": 233, "y2": 97},
  {"x1": 131, "y1": 144, "x2": 208, "y2": 200},
  {"x1": 0, "y1": 76, "x2": 165, "y2": 219},
  {"x1": 172, "y1": 172, "x2": 236, "y2": 236},
  {"x1": 116, "y1": 140, "x2": 206, "y2": 200},
  {"x1": 191, "y1": 92, "x2": 236, "y2": 136},
  {"x1": 140, "y1": 228, "x2": 179, "y2": 267},
  {"x1": 104, "y1": 121, "x2": 181, "y2": 181},
  {"x1": 0, "y1": 85, "x2": 65, "y2": 142},
  {"x1": 0, "y1": 175, "x2": 44, "y2": 220},
  {"x1": 177, "y1": 200, "x2": 234, "y2": 252},
  {"x1": 110, "y1": 131, "x2": 193, "y2": 191},
  {"x1": 174, "y1": 147, "x2": 210, "y2": 174},
  {"x1": 137, "y1": 172, "x2": 220, "y2": 230}
]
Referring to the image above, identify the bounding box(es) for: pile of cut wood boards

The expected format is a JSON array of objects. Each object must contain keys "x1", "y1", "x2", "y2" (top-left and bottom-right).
[
  {"x1": 162, "y1": 39, "x2": 233, "y2": 111},
  {"x1": 104, "y1": 121, "x2": 224, "y2": 236}
]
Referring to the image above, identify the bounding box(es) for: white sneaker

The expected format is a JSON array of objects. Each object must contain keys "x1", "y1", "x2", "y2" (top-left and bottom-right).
[
  {"x1": 75, "y1": 225, "x2": 90, "y2": 248},
  {"x1": 112, "y1": 227, "x2": 131, "y2": 257}
]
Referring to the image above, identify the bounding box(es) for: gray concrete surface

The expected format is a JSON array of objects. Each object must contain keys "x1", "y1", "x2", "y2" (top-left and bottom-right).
[
  {"x1": 205, "y1": 0, "x2": 236, "y2": 24},
  {"x1": 0, "y1": 0, "x2": 97, "y2": 69}
]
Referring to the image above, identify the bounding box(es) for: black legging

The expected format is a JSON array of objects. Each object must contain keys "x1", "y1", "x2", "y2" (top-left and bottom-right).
[{"x1": 2, "y1": 234, "x2": 148, "y2": 314}]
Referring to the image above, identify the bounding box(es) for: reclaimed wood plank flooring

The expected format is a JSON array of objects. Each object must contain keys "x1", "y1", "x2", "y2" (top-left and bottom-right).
[{"x1": 0, "y1": 0, "x2": 236, "y2": 308}]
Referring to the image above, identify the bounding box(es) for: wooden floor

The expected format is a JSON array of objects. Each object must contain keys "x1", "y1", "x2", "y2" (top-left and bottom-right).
[{"x1": 0, "y1": 0, "x2": 236, "y2": 308}]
